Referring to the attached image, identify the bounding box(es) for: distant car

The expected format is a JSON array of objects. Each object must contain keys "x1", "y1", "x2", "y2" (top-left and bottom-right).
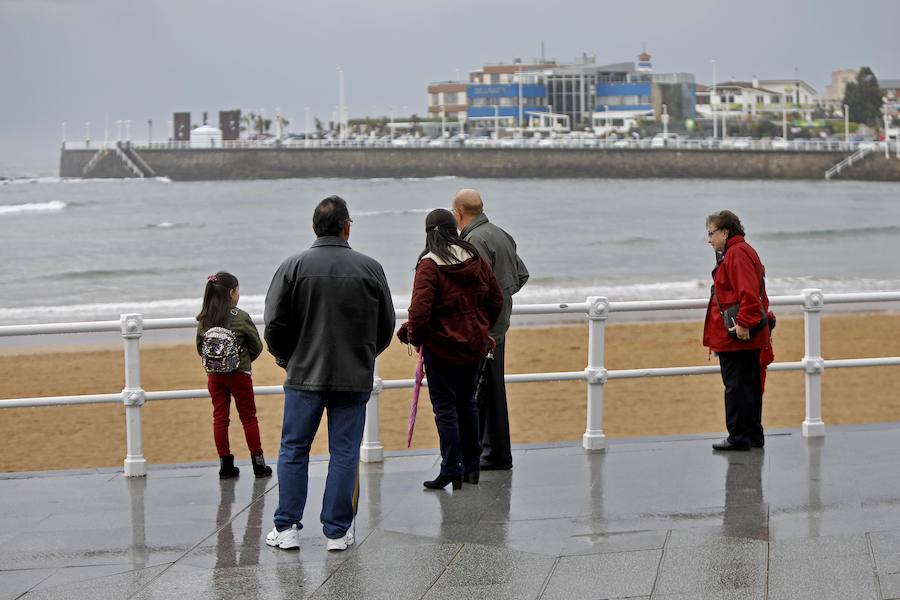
[
  {"x1": 427, "y1": 138, "x2": 446, "y2": 147},
  {"x1": 732, "y1": 137, "x2": 753, "y2": 150},
  {"x1": 612, "y1": 138, "x2": 634, "y2": 149},
  {"x1": 651, "y1": 133, "x2": 681, "y2": 148}
]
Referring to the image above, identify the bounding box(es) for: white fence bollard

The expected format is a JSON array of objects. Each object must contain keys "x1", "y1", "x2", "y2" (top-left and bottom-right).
[
  {"x1": 583, "y1": 296, "x2": 609, "y2": 451},
  {"x1": 360, "y1": 361, "x2": 384, "y2": 462},
  {"x1": 121, "y1": 313, "x2": 147, "y2": 476},
  {"x1": 801, "y1": 289, "x2": 826, "y2": 437}
]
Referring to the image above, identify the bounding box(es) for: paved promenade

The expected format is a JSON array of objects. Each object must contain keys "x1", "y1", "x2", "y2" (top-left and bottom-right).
[{"x1": 3, "y1": 424, "x2": 900, "y2": 599}]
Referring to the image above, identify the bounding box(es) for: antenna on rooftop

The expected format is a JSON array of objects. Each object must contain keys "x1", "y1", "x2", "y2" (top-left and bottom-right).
[{"x1": 541, "y1": 40, "x2": 545, "y2": 63}]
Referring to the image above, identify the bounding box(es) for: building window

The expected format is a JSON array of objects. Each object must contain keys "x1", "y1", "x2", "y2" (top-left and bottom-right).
[{"x1": 430, "y1": 93, "x2": 439, "y2": 106}]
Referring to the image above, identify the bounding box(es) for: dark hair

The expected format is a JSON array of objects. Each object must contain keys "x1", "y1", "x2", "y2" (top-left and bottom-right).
[
  {"x1": 416, "y1": 208, "x2": 480, "y2": 265},
  {"x1": 197, "y1": 271, "x2": 238, "y2": 328},
  {"x1": 706, "y1": 210, "x2": 746, "y2": 237},
  {"x1": 313, "y1": 195, "x2": 351, "y2": 237}
]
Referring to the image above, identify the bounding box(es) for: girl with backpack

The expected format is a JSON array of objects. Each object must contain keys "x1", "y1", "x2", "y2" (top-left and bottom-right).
[{"x1": 196, "y1": 271, "x2": 272, "y2": 479}]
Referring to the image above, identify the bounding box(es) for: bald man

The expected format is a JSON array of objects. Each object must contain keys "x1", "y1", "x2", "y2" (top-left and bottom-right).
[{"x1": 452, "y1": 189, "x2": 529, "y2": 471}]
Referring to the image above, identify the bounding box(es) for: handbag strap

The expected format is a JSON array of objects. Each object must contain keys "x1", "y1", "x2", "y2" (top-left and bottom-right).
[{"x1": 713, "y1": 268, "x2": 766, "y2": 317}]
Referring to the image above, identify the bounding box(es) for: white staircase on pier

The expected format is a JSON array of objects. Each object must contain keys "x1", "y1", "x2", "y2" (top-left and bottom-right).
[{"x1": 825, "y1": 146, "x2": 874, "y2": 180}]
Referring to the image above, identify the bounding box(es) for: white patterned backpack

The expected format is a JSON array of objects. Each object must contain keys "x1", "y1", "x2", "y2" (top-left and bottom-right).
[{"x1": 201, "y1": 327, "x2": 240, "y2": 373}]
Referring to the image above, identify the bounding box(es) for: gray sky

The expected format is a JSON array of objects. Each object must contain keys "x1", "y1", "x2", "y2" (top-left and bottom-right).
[{"x1": 1, "y1": 0, "x2": 898, "y2": 173}]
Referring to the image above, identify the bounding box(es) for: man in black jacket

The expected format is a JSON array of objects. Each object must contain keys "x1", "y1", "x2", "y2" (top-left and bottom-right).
[
  {"x1": 264, "y1": 195, "x2": 394, "y2": 552},
  {"x1": 453, "y1": 188, "x2": 529, "y2": 471}
]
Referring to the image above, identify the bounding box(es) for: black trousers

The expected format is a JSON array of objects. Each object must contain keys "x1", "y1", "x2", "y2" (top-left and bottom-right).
[
  {"x1": 718, "y1": 349, "x2": 764, "y2": 448},
  {"x1": 423, "y1": 349, "x2": 482, "y2": 478},
  {"x1": 478, "y1": 340, "x2": 512, "y2": 467}
]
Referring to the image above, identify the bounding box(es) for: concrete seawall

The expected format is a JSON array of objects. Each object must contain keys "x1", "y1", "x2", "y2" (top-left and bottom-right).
[{"x1": 59, "y1": 147, "x2": 900, "y2": 181}]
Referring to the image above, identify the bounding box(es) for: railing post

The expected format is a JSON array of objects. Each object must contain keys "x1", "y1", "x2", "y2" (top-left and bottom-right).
[
  {"x1": 801, "y1": 289, "x2": 826, "y2": 437},
  {"x1": 583, "y1": 296, "x2": 609, "y2": 451},
  {"x1": 361, "y1": 360, "x2": 384, "y2": 463},
  {"x1": 121, "y1": 313, "x2": 147, "y2": 476}
]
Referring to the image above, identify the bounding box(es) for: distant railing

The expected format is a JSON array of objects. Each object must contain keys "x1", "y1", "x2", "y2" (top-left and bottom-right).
[
  {"x1": 61, "y1": 138, "x2": 900, "y2": 154},
  {"x1": 2, "y1": 289, "x2": 900, "y2": 476}
]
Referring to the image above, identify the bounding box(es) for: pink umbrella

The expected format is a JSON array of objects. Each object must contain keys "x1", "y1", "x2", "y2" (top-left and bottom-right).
[{"x1": 407, "y1": 347, "x2": 425, "y2": 448}]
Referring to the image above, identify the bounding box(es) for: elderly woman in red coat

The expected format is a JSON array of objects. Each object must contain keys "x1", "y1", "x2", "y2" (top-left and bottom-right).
[{"x1": 703, "y1": 210, "x2": 773, "y2": 451}]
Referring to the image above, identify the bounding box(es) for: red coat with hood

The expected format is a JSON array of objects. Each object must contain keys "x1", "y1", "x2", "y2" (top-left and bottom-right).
[
  {"x1": 398, "y1": 246, "x2": 504, "y2": 367},
  {"x1": 703, "y1": 235, "x2": 771, "y2": 354}
]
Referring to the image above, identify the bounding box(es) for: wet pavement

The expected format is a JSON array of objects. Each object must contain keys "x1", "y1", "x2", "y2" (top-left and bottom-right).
[{"x1": 3, "y1": 423, "x2": 900, "y2": 599}]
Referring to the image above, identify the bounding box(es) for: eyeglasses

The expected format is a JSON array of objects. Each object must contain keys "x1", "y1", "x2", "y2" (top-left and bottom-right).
[{"x1": 707, "y1": 228, "x2": 720, "y2": 238}]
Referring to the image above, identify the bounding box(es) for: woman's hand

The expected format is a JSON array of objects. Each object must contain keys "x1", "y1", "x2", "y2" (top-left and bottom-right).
[
  {"x1": 731, "y1": 323, "x2": 751, "y2": 341},
  {"x1": 487, "y1": 336, "x2": 497, "y2": 352}
]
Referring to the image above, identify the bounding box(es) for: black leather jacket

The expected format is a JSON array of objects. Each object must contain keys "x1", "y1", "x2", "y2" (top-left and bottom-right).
[{"x1": 264, "y1": 237, "x2": 395, "y2": 392}]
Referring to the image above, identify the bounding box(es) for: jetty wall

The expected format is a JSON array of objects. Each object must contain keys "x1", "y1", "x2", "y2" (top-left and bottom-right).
[{"x1": 59, "y1": 147, "x2": 900, "y2": 181}]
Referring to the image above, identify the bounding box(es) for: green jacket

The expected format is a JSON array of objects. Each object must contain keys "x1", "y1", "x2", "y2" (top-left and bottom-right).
[
  {"x1": 196, "y1": 307, "x2": 263, "y2": 374},
  {"x1": 460, "y1": 213, "x2": 529, "y2": 343}
]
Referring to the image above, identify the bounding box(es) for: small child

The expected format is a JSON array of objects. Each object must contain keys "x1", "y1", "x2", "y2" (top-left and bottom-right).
[{"x1": 196, "y1": 271, "x2": 272, "y2": 479}]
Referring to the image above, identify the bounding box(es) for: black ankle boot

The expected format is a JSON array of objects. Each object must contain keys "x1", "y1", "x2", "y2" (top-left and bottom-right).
[
  {"x1": 252, "y1": 453, "x2": 272, "y2": 478},
  {"x1": 463, "y1": 471, "x2": 480, "y2": 485},
  {"x1": 423, "y1": 473, "x2": 462, "y2": 490},
  {"x1": 219, "y1": 455, "x2": 240, "y2": 479}
]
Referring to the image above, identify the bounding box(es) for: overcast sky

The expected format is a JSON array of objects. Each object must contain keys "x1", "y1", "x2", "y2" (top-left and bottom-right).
[{"x1": 1, "y1": 0, "x2": 898, "y2": 173}]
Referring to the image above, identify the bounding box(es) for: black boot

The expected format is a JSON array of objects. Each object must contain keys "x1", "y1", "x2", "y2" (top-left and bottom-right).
[
  {"x1": 252, "y1": 453, "x2": 272, "y2": 478},
  {"x1": 219, "y1": 455, "x2": 240, "y2": 479},
  {"x1": 423, "y1": 473, "x2": 462, "y2": 490},
  {"x1": 463, "y1": 471, "x2": 480, "y2": 485}
]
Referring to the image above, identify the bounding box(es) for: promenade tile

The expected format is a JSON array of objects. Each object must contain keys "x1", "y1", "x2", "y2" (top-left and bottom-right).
[{"x1": 3, "y1": 423, "x2": 900, "y2": 598}]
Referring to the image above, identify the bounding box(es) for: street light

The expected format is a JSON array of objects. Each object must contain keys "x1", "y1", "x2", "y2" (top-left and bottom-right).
[
  {"x1": 389, "y1": 107, "x2": 395, "y2": 140},
  {"x1": 843, "y1": 103, "x2": 849, "y2": 147},
  {"x1": 493, "y1": 104, "x2": 499, "y2": 139},
  {"x1": 85, "y1": 121, "x2": 90, "y2": 148},
  {"x1": 884, "y1": 96, "x2": 890, "y2": 158},
  {"x1": 125, "y1": 120, "x2": 131, "y2": 143},
  {"x1": 711, "y1": 59, "x2": 717, "y2": 139},
  {"x1": 305, "y1": 107, "x2": 311, "y2": 148},
  {"x1": 337, "y1": 67, "x2": 345, "y2": 140},
  {"x1": 604, "y1": 104, "x2": 609, "y2": 134},
  {"x1": 116, "y1": 120, "x2": 122, "y2": 142},
  {"x1": 440, "y1": 104, "x2": 446, "y2": 138},
  {"x1": 147, "y1": 119, "x2": 152, "y2": 145},
  {"x1": 61, "y1": 122, "x2": 67, "y2": 147},
  {"x1": 662, "y1": 103, "x2": 669, "y2": 141}
]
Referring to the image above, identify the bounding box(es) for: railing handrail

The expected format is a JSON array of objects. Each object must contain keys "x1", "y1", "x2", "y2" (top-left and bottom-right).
[
  {"x1": 4, "y1": 292, "x2": 900, "y2": 338},
  {"x1": 3, "y1": 289, "x2": 900, "y2": 475}
]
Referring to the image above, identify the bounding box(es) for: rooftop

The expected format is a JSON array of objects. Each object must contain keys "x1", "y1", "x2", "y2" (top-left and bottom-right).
[{"x1": 3, "y1": 423, "x2": 900, "y2": 599}]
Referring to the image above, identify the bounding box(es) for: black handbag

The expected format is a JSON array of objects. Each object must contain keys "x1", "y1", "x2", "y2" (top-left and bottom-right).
[{"x1": 713, "y1": 275, "x2": 769, "y2": 340}]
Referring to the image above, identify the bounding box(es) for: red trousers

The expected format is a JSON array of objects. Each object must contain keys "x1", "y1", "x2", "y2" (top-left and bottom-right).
[{"x1": 207, "y1": 372, "x2": 263, "y2": 457}]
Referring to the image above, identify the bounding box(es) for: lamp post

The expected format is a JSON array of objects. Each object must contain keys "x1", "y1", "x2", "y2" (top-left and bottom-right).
[
  {"x1": 116, "y1": 120, "x2": 122, "y2": 142},
  {"x1": 493, "y1": 104, "x2": 499, "y2": 139},
  {"x1": 884, "y1": 96, "x2": 890, "y2": 158},
  {"x1": 337, "y1": 66, "x2": 345, "y2": 140},
  {"x1": 147, "y1": 119, "x2": 152, "y2": 145},
  {"x1": 662, "y1": 103, "x2": 669, "y2": 141},
  {"x1": 61, "y1": 122, "x2": 67, "y2": 148},
  {"x1": 304, "y1": 107, "x2": 311, "y2": 147},
  {"x1": 782, "y1": 106, "x2": 788, "y2": 141},
  {"x1": 125, "y1": 120, "x2": 131, "y2": 143},
  {"x1": 843, "y1": 103, "x2": 849, "y2": 148},
  {"x1": 604, "y1": 104, "x2": 609, "y2": 134},
  {"x1": 389, "y1": 107, "x2": 395, "y2": 140},
  {"x1": 517, "y1": 61, "x2": 523, "y2": 128},
  {"x1": 440, "y1": 104, "x2": 446, "y2": 138},
  {"x1": 711, "y1": 59, "x2": 717, "y2": 139},
  {"x1": 85, "y1": 121, "x2": 90, "y2": 148}
]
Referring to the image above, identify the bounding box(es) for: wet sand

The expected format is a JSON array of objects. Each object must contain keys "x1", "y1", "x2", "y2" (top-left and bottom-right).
[{"x1": 2, "y1": 313, "x2": 900, "y2": 472}]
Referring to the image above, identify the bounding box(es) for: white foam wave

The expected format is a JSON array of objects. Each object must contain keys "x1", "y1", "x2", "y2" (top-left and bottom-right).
[
  {"x1": 0, "y1": 201, "x2": 67, "y2": 216},
  {"x1": 4, "y1": 278, "x2": 900, "y2": 325},
  {"x1": 354, "y1": 208, "x2": 434, "y2": 217},
  {"x1": 1, "y1": 176, "x2": 171, "y2": 185}
]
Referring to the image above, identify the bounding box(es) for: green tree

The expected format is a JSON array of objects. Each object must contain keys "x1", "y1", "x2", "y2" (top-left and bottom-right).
[{"x1": 843, "y1": 67, "x2": 883, "y2": 127}]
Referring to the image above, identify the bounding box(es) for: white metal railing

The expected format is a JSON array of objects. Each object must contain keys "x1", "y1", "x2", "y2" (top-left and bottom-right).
[
  {"x1": 825, "y1": 145, "x2": 875, "y2": 180},
  {"x1": 61, "y1": 138, "x2": 892, "y2": 153},
  {"x1": 2, "y1": 289, "x2": 900, "y2": 476}
]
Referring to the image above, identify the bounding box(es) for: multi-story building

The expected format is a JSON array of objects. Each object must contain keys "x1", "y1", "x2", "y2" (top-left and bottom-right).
[
  {"x1": 426, "y1": 82, "x2": 469, "y2": 121},
  {"x1": 695, "y1": 78, "x2": 820, "y2": 120},
  {"x1": 825, "y1": 69, "x2": 859, "y2": 107},
  {"x1": 882, "y1": 79, "x2": 900, "y2": 119},
  {"x1": 426, "y1": 51, "x2": 695, "y2": 134}
]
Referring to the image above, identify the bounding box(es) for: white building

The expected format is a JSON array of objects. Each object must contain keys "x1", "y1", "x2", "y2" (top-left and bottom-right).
[{"x1": 696, "y1": 78, "x2": 820, "y2": 120}]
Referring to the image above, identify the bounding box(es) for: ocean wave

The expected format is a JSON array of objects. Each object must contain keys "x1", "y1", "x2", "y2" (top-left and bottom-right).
[
  {"x1": 755, "y1": 225, "x2": 900, "y2": 241},
  {"x1": 4, "y1": 278, "x2": 900, "y2": 325},
  {"x1": 354, "y1": 208, "x2": 435, "y2": 217},
  {"x1": 146, "y1": 222, "x2": 191, "y2": 229},
  {"x1": 35, "y1": 268, "x2": 164, "y2": 281},
  {"x1": 0, "y1": 201, "x2": 67, "y2": 216},
  {"x1": 0, "y1": 176, "x2": 171, "y2": 185},
  {"x1": 365, "y1": 176, "x2": 458, "y2": 182},
  {"x1": 587, "y1": 236, "x2": 656, "y2": 247}
]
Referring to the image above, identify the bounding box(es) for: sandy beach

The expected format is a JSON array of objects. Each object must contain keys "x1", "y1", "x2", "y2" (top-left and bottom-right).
[{"x1": 2, "y1": 313, "x2": 900, "y2": 473}]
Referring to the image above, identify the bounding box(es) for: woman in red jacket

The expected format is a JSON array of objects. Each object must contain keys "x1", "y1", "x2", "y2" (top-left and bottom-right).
[
  {"x1": 398, "y1": 209, "x2": 504, "y2": 490},
  {"x1": 703, "y1": 210, "x2": 770, "y2": 452}
]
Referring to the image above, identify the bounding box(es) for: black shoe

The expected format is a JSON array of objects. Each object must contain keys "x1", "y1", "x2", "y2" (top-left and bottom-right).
[
  {"x1": 423, "y1": 474, "x2": 463, "y2": 490},
  {"x1": 479, "y1": 460, "x2": 512, "y2": 471},
  {"x1": 751, "y1": 440, "x2": 765, "y2": 449},
  {"x1": 219, "y1": 455, "x2": 240, "y2": 479},
  {"x1": 251, "y1": 453, "x2": 272, "y2": 478},
  {"x1": 463, "y1": 471, "x2": 480, "y2": 485},
  {"x1": 712, "y1": 439, "x2": 750, "y2": 452}
]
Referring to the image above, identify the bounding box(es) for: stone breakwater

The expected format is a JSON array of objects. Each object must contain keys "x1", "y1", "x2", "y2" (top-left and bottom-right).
[{"x1": 59, "y1": 147, "x2": 900, "y2": 181}]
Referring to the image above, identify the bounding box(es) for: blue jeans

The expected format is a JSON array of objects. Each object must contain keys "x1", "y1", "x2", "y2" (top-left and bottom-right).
[{"x1": 274, "y1": 388, "x2": 369, "y2": 539}]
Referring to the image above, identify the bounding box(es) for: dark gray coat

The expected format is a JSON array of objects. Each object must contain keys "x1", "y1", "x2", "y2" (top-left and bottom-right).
[
  {"x1": 264, "y1": 237, "x2": 395, "y2": 392},
  {"x1": 460, "y1": 213, "x2": 529, "y2": 342}
]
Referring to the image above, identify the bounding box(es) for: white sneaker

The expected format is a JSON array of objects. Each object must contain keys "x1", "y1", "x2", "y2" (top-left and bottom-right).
[
  {"x1": 325, "y1": 530, "x2": 354, "y2": 551},
  {"x1": 266, "y1": 525, "x2": 300, "y2": 549}
]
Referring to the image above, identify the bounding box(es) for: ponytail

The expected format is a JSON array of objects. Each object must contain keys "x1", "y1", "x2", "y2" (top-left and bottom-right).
[{"x1": 197, "y1": 271, "x2": 239, "y2": 328}]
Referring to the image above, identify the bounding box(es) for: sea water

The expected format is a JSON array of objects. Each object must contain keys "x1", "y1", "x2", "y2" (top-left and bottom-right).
[{"x1": 1, "y1": 175, "x2": 900, "y2": 326}]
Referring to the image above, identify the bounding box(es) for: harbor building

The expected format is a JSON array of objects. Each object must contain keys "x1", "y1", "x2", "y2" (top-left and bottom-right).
[
  {"x1": 426, "y1": 51, "x2": 695, "y2": 134},
  {"x1": 695, "y1": 78, "x2": 821, "y2": 121}
]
